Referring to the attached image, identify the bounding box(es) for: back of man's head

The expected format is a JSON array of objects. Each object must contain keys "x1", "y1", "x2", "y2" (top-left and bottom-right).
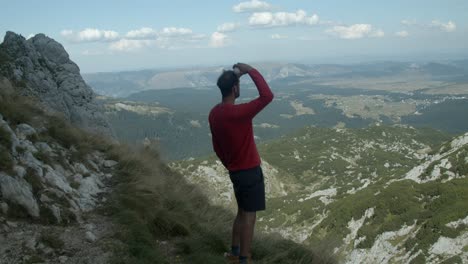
[{"x1": 217, "y1": 70, "x2": 239, "y2": 98}]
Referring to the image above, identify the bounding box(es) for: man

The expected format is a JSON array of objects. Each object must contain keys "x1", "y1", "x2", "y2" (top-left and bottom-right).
[{"x1": 208, "y1": 63, "x2": 274, "y2": 264}]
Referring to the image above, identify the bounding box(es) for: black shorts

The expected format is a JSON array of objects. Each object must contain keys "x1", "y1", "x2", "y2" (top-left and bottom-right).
[{"x1": 229, "y1": 166, "x2": 266, "y2": 212}]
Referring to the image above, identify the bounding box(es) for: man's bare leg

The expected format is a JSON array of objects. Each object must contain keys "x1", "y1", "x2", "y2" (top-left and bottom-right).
[
  {"x1": 240, "y1": 210, "x2": 256, "y2": 258},
  {"x1": 231, "y1": 207, "x2": 242, "y2": 250}
]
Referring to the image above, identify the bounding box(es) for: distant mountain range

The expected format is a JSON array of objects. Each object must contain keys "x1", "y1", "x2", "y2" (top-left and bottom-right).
[{"x1": 84, "y1": 61, "x2": 468, "y2": 98}]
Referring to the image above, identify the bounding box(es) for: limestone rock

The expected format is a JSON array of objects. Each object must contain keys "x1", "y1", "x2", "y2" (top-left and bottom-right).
[
  {"x1": 40, "y1": 194, "x2": 52, "y2": 203},
  {"x1": 25, "y1": 236, "x2": 37, "y2": 251},
  {"x1": 49, "y1": 204, "x2": 62, "y2": 223},
  {"x1": 17, "y1": 138, "x2": 38, "y2": 154},
  {"x1": 0, "y1": 173, "x2": 39, "y2": 217},
  {"x1": 86, "y1": 159, "x2": 100, "y2": 171},
  {"x1": 103, "y1": 160, "x2": 118, "y2": 168},
  {"x1": 58, "y1": 256, "x2": 68, "y2": 263},
  {"x1": 19, "y1": 152, "x2": 44, "y2": 177},
  {"x1": 85, "y1": 231, "x2": 97, "y2": 242},
  {"x1": 15, "y1": 123, "x2": 36, "y2": 140},
  {"x1": 77, "y1": 176, "x2": 104, "y2": 211},
  {"x1": 35, "y1": 142, "x2": 53, "y2": 154},
  {"x1": 0, "y1": 32, "x2": 113, "y2": 137},
  {"x1": 13, "y1": 165, "x2": 26, "y2": 178},
  {"x1": 0, "y1": 202, "x2": 8, "y2": 215},
  {"x1": 43, "y1": 165, "x2": 73, "y2": 194},
  {"x1": 74, "y1": 163, "x2": 90, "y2": 175}
]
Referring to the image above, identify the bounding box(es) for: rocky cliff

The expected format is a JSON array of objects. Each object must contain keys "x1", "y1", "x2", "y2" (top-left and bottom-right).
[{"x1": 0, "y1": 31, "x2": 113, "y2": 136}]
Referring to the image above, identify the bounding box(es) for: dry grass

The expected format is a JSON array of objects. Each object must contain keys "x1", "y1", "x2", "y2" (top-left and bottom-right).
[{"x1": 106, "y1": 143, "x2": 336, "y2": 264}]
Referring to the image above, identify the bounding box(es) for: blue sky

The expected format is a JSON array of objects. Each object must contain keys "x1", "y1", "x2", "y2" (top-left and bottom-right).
[{"x1": 1, "y1": 0, "x2": 467, "y2": 72}]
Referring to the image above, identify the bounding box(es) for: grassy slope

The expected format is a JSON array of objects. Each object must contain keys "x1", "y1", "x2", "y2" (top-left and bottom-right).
[
  {"x1": 256, "y1": 125, "x2": 466, "y2": 262},
  {"x1": 258, "y1": 125, "x2": 451, "y2": 199}
]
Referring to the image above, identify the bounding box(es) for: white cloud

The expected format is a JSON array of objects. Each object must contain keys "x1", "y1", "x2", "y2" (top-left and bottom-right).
[
  {"x1": 126, "y1": 27, "x2": 158, "y2": 39},
  {"x1": 186, "y1": 34, "x2": 206, "y2": 42},
  {"x1": 233, "y1": 0, "x2": 271, "y2": 13},
  {"x1": 249, "y1": 10, "x2": 319, "y2": 27},
  {"x1": 395, "y1": 30, "x2": 409, "y2": 37},
  {"x1": 61, "y1": 28, "x2": 119, "y2": 42},
  {"x1": 156, "y1": 28, "x2": 205, "y2": 49},
  {"x1": 160, "y1": 27, "x2": 193, "y2": 37},
  {"x1": 401, "y1": 20, "x2": 416, "y2": 26},
  {"x1": 60, "y1": 30, "x2": 73, "y2": 37},
  {"x1": 326, "y1": 24, "x2": 384, "y2": 39},
  {"x1": 271, "y1": 34, "x2": 287, "y2": 39},
  {"x1": 78, "y1": 28, "x2": 119, "y2": 42},
  {"x1": 61, "y1": 26, "x2": 206, "y2": 51},
  {"x1": 217, "y1": 23, "x2": 240, "y2": 33},
  {"x1": 82, "y1": 49, "x2": 104, "y2": 56},
  {"x1": 371, "y1": 29, "x2": 385, "y2": 38},
  {"x1": 401, "y1": 19, "x2": 456, "y2": 32},
  {"x1": 210, "y1": 32, "x2": 228, "y2": 48},
  {"x1": 326, "y1": 24, "x2": 371, "y2": 39},
  {"x1": 431, "y1": 20, "x2": 456, "y2": 32},
  {"x1": 109, "y1": 39, "x2": 154, "y2": 52}
]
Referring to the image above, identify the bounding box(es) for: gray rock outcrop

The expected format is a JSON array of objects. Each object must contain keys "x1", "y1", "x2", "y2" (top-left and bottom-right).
[
  {"x1": 0, "y1": 113, "x2": 116, "y2": 222},
  {"x1": 0, "y1": 172, "x2": 39, "y2": 217},
  {"x1": 0, "y1": 31, "x2": 113, "y2": 136}
]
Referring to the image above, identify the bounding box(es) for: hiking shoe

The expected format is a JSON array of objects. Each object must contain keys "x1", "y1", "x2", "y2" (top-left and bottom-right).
[
  {"x1": 224, "y1": 252, "x2": 239, "y2": 263},
  {"x1": 224, "y1": 253, "x2": 252, "y2": 264}
]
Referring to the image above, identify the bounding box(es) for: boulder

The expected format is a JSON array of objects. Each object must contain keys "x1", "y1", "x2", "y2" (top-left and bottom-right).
[
  {"x1": 0, "y1": 202, "x2": 8, "y2": 215},
  {"x1": 13, "y1": 165, "x2": 26, "y2": 178},
  {"x1": 43, "y1": 165, "x2": 73, "y2": 194},
  {"x1": 35, "y1": 142, "x2": 53, "y2": 154},
  {"x1": 0, "y1": 172, "x2": 39, "y2": 217},
  {"x1": 103, "y1": 160, "x2": 118, "y2": 168},
  {"x1": 85, "y1": 231, "x2": 97, "y2": 242},
  {"x1": 15, "y1": 123, "x2": 36, "y2": 140}
]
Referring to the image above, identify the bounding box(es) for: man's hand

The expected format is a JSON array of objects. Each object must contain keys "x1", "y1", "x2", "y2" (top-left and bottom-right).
[{"x1": 233, "y1": 63, "x2": 253, "y2": 77}]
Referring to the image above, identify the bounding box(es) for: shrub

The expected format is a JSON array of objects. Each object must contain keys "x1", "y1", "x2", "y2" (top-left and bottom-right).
[
  {"x1": 0, "y1": 48, "x2": 11, "y2": 65},
  {"x1": 0, "y1": 145, "x2": 14, "y2": 173},
  {"x1": 33, "y1": 149, "x2": 52, "y2": 165},
  {"x1": 24, "y1": 168, "x2": 44, "y2": 195},
  {"x1": 0, "y1": 92, "x2": 43, "y2": 126},
  {"x1": 0, "y1": 126, "x2": 12, "y2": 149}
]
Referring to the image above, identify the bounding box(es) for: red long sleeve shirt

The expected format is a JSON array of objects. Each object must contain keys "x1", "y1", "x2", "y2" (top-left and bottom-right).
[{"x1": 209, "y1": 69, "x2": 274, "y2": 172}]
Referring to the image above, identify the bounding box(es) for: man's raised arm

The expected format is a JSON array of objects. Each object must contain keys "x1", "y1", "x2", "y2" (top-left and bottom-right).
[{"x1": 233, "y1": 63, "x2": 274, "y2": 120}]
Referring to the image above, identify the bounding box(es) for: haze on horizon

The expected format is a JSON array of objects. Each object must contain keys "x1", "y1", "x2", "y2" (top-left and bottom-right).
[{"x1": 2, "y1": 0, "x2": 467, "y2": 73}]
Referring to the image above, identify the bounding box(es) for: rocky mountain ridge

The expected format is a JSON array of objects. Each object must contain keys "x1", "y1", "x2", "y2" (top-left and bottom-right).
[
  {"x1": 0, "y1": 32, "x2": 112, "y2": 136},
  {"x1": 83, "y1": 60, "x2": 468, "y2": 98}
]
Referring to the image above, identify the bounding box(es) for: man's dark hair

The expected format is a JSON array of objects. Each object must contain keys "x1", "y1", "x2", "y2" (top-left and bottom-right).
[{"x1": 217, "y1": 70, "x2": 239, "y2": 98}]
